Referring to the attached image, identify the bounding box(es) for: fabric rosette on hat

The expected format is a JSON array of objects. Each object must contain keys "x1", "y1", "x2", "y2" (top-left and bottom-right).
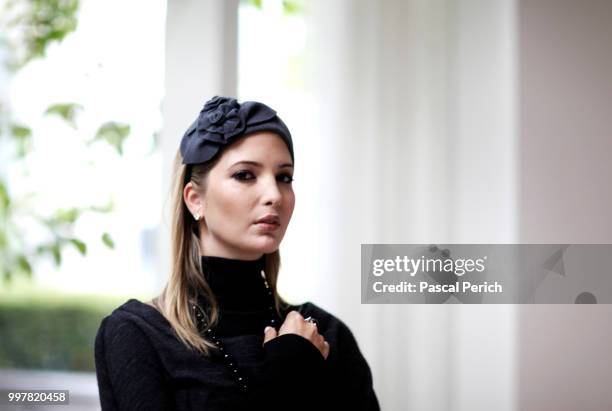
[{"x1": 180, "y1": 96, "x2": 294, "y2": 165}]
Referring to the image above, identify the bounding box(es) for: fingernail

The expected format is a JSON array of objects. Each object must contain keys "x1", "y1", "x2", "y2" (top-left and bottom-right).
[{"x1": 264, "y1": 326, "x2": 272, "y2": 333}]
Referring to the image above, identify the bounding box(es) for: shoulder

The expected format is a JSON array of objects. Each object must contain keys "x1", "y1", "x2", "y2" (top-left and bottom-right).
[
  {"x1": 94, "y1": 303, "x2": 175, "y2": 409},
  {"x1": 95, "y1": 298, "x2": 174, "y2": 351},
  {"x1": 95, "y1": 298, "x2": 182, "y2": 378},
  {"x1": 96, "y1": 300, "x2": 147, "y2": 348}
]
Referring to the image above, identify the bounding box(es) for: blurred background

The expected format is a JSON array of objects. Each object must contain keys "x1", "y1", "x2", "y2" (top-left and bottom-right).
[{"x1": 0, "y1": 0, "x2": 611, "y2": 410}]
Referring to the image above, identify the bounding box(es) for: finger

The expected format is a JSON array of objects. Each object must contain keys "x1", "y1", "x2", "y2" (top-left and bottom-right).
[
  {"x1": 302, "y1": 319, "x2": 320, "y2": 340},
  {"x1": 322, "y1": 341, "x2": 330, "y2": 359},
  {"x1": 287, "y1": 310, "x2": 304, "y2": 321},
  {"x1": 283, "y1": 312, "x2": 305, "y2": 332},
  {"x1": 263, "y1": 326, "x2": 277, "y2": 344}
]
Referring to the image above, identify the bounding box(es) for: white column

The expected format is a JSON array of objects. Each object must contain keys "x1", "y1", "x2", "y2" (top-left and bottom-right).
[
  {"x1": 309, "y1": 1, "x2": 454, "y2": 410},
  {"x1": 447, "y1": 1, "x2": 518, "y2": 410},
  {"x1": 308, "y1": 0, "x2": 518, "y2": 410},
  {"x1": 157, "y1": 0, "x2": 239, "y2": 291}
]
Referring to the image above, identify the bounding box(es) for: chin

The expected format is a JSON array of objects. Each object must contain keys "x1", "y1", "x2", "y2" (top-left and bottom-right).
[{"x1": 248, "y1": 237, "x2": 282, "y2": 255}]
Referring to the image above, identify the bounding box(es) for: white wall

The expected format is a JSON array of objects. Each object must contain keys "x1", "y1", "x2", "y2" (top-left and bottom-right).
[
  {"x1": 158, "y1": 0, "x2": 239, "y2": 291},
  {"x1": 308, "y1": 1, "x2": 518, "y2": 410},
  {"x1": 518, "y1": 0, "x2": 612, "y2": 409}
]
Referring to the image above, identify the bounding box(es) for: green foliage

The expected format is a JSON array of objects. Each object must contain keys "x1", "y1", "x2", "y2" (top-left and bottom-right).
[
  {"x1": 9, "y1": 122, "x2": 33, "y2": 157},
  {"x1": 0, "y1": 180, "x2": 10, "y2": 210},
  {"x1": 91, "y1": 121, "x2": 131, "y2": 155},
  {"x1": 45, "y1": 102, "x2": 83, "y2": 128},
  {"x1": 0, "y1": 170, "x2": 116, "y2": 279},
  {"x1": 101, "y1": 232, "x2": 115, "y2": 249},
  {"x1": 49, "y1": 207, "x2": 81, "y2": 225},
  {"x1": 282, "y1": 0, "x2": 303, "y2": 14},
  {"x1": 0, "y1": 294, "x2": 125, "y2": 371},
  {"x1": 1, "y1": 0, "x2": 80, "y2": 69},
  {"x1": 68, "y1": 238, "x2": 87, "y2": 255},
  {"x1": 0, "y1": 1, "x2": 137, "y2": 287},
  {"x1": 9, "y1": 123, "x2": 32, "y2": 138},
  {"x1": 246, "y1": 0, "x2": 304, "y2": 14},
  {"x1": 16, "y1": 255, "x2": 33, "y2": 277}
]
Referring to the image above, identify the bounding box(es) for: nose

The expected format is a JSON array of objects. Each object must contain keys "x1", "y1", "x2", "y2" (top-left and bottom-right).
[{"x1": 261, "y1": 175, "x2": 282, "y2": 208}]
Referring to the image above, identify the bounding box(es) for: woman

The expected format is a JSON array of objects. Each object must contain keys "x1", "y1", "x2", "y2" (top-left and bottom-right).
[{"x1": 94, "y1": 96, "x2": 380, "y2": 410}]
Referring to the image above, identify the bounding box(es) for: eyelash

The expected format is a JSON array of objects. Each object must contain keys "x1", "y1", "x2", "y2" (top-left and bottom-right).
[{"x1": 232, "y1": 170, "x2": 294, "y2": 184}]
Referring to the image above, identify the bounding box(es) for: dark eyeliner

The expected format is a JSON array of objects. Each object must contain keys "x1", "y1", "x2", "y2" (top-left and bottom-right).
[
  {"x1": 278, "y1": 173, "x2": 294, "y2": 183},
  {"x1": 232, "y1": 170, "x2": 255, "y2": 181}
]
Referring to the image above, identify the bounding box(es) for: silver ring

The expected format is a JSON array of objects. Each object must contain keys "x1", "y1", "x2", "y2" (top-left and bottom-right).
[{"x1": 304, "y1": 316, "x2": 318, "y2": 326}]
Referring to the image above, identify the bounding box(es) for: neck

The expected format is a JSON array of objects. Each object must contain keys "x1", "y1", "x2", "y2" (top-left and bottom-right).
[
  {"x1": 199, "y1": 254, "x2": 269, "y2": 311},
  {"x1": 197, "y1": 231, "x2": 265, "y2": 261},
  {"x1": 201, "y1": 252, "x2": 264, "y2": 261}
]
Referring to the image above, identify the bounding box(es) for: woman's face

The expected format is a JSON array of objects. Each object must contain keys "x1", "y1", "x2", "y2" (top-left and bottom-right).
[{"x1": 185, "y1": 132, "x2": 295, "y2": 260}]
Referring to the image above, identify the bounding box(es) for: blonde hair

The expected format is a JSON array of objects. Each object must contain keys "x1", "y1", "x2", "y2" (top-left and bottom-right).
[{"x1": 150, "y1": 150, "x2": 287, "y2": 355}]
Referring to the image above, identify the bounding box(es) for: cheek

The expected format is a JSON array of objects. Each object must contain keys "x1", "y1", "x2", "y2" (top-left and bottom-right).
[
  {"x1": 284, "y1": 190, "x2": 296, "y2": 216},
  {"x1": 207, "y1": 184, "x2": 252, "y2": 227}
]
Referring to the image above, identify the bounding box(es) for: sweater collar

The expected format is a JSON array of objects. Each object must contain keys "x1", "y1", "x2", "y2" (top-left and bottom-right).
[{"x1": 200, "y1": 254, "x2": 269, "y2": 311}]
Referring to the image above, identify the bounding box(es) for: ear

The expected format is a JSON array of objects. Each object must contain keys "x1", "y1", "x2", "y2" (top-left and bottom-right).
[{"x1": 183, "y1": 182, "x2": 204, "y2": 219}]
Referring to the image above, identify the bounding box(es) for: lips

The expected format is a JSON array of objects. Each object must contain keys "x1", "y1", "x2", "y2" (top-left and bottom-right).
[{"x1": 255, "y1": 215, "x2": 280, "y2": 225}]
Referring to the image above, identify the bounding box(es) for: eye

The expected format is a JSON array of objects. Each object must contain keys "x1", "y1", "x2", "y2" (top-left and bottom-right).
[
  {"x1": 232, "y1": 170, "x2": 255, "y2": 181},
  {"x1": 277, "y1": 173, "x2": 294, "y2": 184}
]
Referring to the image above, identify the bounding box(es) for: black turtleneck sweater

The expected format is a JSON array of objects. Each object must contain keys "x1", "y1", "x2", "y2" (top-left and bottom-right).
[
  {"x1": 198, "y1": 255, "x2": 282, "y2": 337},
  {"x1": 94, "y1": 256, "x2": 380, "y2": 411}
]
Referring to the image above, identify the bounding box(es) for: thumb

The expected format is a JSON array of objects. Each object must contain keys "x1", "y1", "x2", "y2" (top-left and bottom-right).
[{"x1": 263, "y1": 326, "x2": 277, "y2": 345}]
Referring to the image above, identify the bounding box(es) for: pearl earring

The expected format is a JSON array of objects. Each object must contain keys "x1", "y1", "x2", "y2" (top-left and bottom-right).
[{"x1": 193, "y1": 212, "x2": 200, "y2": 221}]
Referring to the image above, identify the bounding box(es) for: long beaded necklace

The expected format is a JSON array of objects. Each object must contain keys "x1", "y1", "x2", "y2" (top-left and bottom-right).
[{"x1": 191, "y1": 269, "x2": 279, "y2": 393}]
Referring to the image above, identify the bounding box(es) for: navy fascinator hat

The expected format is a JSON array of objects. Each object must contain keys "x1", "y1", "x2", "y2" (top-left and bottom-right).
[{"x1": 179, "y1": 96, "x2": 294, "y2": 166}]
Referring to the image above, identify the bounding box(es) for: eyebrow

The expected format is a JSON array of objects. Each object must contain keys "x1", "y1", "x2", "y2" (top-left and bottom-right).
[{"x1": 230, "y1": 160, "x2": 294, "y2": 169}]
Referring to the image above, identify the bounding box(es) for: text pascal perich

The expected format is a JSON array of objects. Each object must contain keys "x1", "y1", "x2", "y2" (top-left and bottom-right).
[
  {"x1": 372, "y1": 281, "x2": 502, "y2": 294},
  {"x1": 371, "y1": 256, "x2": 502, "y2": 294}
]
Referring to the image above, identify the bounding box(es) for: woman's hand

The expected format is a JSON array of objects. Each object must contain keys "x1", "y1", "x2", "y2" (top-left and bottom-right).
[{"x1": 263, "y1": 311, "x2": 330, "y2": 359}]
